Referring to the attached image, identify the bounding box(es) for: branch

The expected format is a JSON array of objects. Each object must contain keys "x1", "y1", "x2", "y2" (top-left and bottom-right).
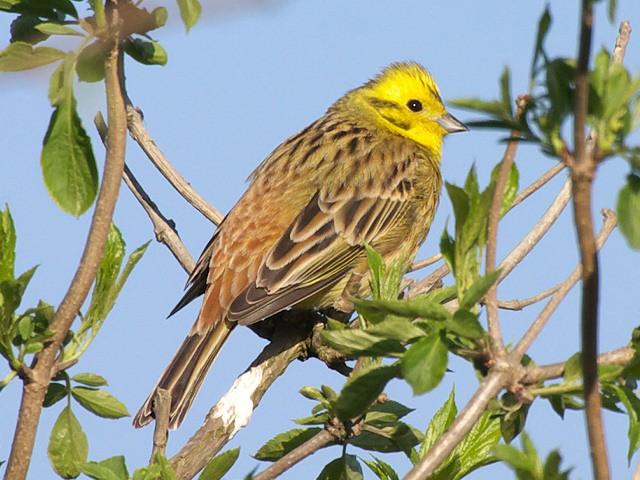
[
  {"x1": 253, "y1": 430, "x2": 335, "y2": 480},
  {"x1": 4, "y1": 11, "x2": 127, "y2": 479},
  {"x1": 495, "y1": 285, "x2": 559, "y2": 311},
  {"x1": 170, "y1": 314, "x2": 319, "y2": 480},
  {"x1": 511, "y1": 209, "x2": 617, "y2": 359},
  {"x1": 485, "y1": 97, "x2": 525, "y2": 359},
  {"x1": 612, "y1": 21, "x2": 632, "y2": 65},
  {"x1": 405, "y1": 370, "x2": 510, "y2": 480},
  {"x1": 509, "y1": 162, "x2": 565, "y2": 210},
  {"x1": 150, "y1": 388, "x2": 171, "y2": 463},
  {"x1": 95, "y1": 113, "x2": 195, "y2": 273},
  {"x1": 571, "y1": 5, "x2": 609, "y2": 477},
  {"x1": 125, "y1": 105, "x2": 224, "y2": 225},
  {"x1": 523, "y1": 346, "x2": 634, "y2": 384}
]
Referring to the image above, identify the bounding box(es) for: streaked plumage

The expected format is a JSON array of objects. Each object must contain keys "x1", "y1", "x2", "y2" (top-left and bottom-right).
[{"x1": 133, "y1": 62, "x2": 467, "y2": 429}]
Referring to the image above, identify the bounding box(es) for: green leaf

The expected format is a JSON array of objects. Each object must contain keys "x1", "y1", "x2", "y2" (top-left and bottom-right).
[
  {"x1": 10, "y1": 14, "x2": 48, "y2": 44},
  {"x1": 357, "y1": 297, "x2": 451, "y2": 322},
  {"x1": 400, "y1": 333, "x2": 448, "y2": 395},
  {"x1": 563, "y1": 352, "x2": 582, "y2": 383},
  {"x1": 608, "y1": 0, "x2": 617, "y2": 21},
  {"x1": 199, "y1": 448, "x2": 240, "y2": 480},
  {"x1": 76, "y1": 41, "x2": 106, "y2": 82},
  {"x1": 459, "y1": 270, "x2": 500, "y2": 310},
  {"x1": 0, "y1": 206, "x2": 16, "y2": 282},
  {"x1": 0, "y1": 41, "x2": 64, "y2": 71},
  {"x1": 500, "y1": 66, "x2": 513, "y2": 117},
  {"x1": 44, "y1": 382, "x2": 68, "y2": 407},
  {"x1": 500, "y1": 401, "x2": 530, "y2": 444},
  {"x1": 41, "y1": 86, "x2": 97, "y2": 216},
  {"x1": 176, "y1": 0, "x2": 201, "y2": 31},
  {"x1": 420, "y1": 388, "x2": 457, "y2": 457},
  {"x1": 335, "y1": 364, "x2": 399, "y2": 420},
  {"x1": 448, "y1": 98, "x2": 504, "y2": 116},
  {"x1": 317, "y1": 454, "x2": 363, "y2": 480},
  {"x1": 72, "y1": 372, "x2": 107, "y2": 387},
  {"x1": 365, "y1": 244, "x2": 384, "y2": 301},
  {"x1": 254, "y1": 428, "x2": 322, "y2": 461},
  {"x1": 446, "y1": 310, "x2": 484, "y2": 339},
  {"x1": 71, "y1": 387, "x2": 129, "y2": 418},
  {"x1": 362, "y1": 456, "x2": 399, "y2": 480},
  {"x1": 530, "y1": 6, "x2": 551, "y2": 83},
  {"x1": 83, "y1": 456, "x2": 129, "y2": 480},
  {"x1": 350, "y1": 422, "x2": 423, "y2": 454},
  {"x1": 617, "y1": 174, "x2": 640, "y2": 250},
  {"x1": 35, "y1": 22, "x2": 83, "y2": 36},
  {"x1": 48, "y1": 406, "x2": 88, "y2": 478},
  {"x1": 608, "y1": 384, "x2": 640, "y2": 462},
  {"x1": 125, "y1": 38, "x2": 168, "y2": 66}
]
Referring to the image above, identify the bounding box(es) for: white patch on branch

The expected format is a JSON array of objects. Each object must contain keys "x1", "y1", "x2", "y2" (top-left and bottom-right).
[{"x1": 210, "y1": 366, "x2": 264, "y2": 437}]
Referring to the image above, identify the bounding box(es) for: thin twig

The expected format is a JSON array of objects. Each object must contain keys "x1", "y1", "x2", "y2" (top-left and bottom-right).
[
  {"x1": 409, "y1": 253, "x2": 442, "y2": 272},
  {"x1": 509, "y1": 162, "x2": 565, "y2": 210},
  {"x1": 523, "y1": 346, "x2": 634, "y2": 384},
  {"x1": 150, "y1": 388, "x2": 171, "y2": 463},
  {"x1": 4, "y1": 11, "x2": 127, "y2": 479},
  {"x1": 612, "y1": 21, "x2": 632, "y2": 65},
  {"x1": 497, "y1": 178, "x2": 571, "y2": 281},
  {"x1": 405, "y1": 264, "x2": 449, "y2": 299},
  {"x1": 126, "y1": 105, "x2": 224, "y2": 225},
  {"x1": 405, "y1": 370, "x2": 509, "y2": 480},
  {"x1": 253, "y1": 430, "x2": 335, "y2": 480},
  {"x1": 511, "y1": 210, "x2": 617, "y2": 360},
  {"x1": 95, "y1": 113, "x2": 195, "y2": 273},
  {"x1": 495, "y1": 284, "x2": 560, "y2": 311},
  {"x1": 485, "y1": 98, "x2": 524, "y2": 359}
]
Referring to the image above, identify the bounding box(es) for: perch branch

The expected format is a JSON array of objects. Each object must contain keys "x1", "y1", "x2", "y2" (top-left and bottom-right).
[
  {"x1": 495, "y1": 285, "x2": 560, "y2": 311},
  {"x1": 150, "y1": 388, "x2": 171, "y2": 463}
]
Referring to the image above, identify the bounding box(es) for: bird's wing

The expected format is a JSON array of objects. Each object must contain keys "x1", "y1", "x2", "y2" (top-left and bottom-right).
[{"x1": 227, "y1": 149, "x2": 419, "y2": 326}]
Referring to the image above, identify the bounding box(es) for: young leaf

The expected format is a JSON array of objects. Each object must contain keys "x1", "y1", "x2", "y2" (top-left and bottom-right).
[
  {"x1": 125, "y1": 38, "x2": 168, "y2": 66},
  {"x1": 0, "y1": 41, "x2": 64, "y2": 71},
  {"x1": 420, "y1": 388, "x2": 457, "y2": 457},
  {"x1": 76, "y1": 41, "x2": 106, "y2": 82},
  {"x1": 199, "y1": 448, "x2": 240, "y2": 480},
  {"x1": 71, "y1": 387, "x2": 129, "y2": 419},
  {"x1": 350, "y1": 422, "x2": 423, "y2": 454},
  {"x1": 35, "y1": 22, "x2": 83, "y2": 36},
  {"x1": 362, "y1": 456, "x2": 399, "y2": 480},
  {"x1": 72, "y1": 372, "x2": 107, "y2": 387},
  {"x1": 317, "y1": 454, "x2": 363, "y2": 480},
  {"x1": 500, "y1": 66, "x2": 513, "y2": 117},
  {"x1": 41, "y1": 88, "x2": 98, "y2": 216},
  {"x1": 400, "y1": 333, "x2": 448, "y2": 395},
  {"x1": 0, "y1": 206, "x2": 16, "y2": 282},
  {"x1": 83, "y1": 456, "x2": 129, "y2": 480},
  {"x1": 48, "y1": 406, "x2": 89, "y2": 478},
  {"x1": 608, "y1": 384, "x2": 640, "y2": 462},
  {"x1": 254, "y1": 428, "x2": 321, "y2": 461},
  {"x1": 446, "y1": 310, "x2": 484, "y2": 339},
  {"x1": 617, "y1": 174, "x2": 640, "y2": 250},
  {"x1": 334, "y1": 364, "x2": 399, "y2": 421},
  {"x1": 530, "y1": 6, "x2": 551, "y2": 83},
  {"x1": 176, "y1": 0, "x2": 201, "y2": 32},
  {"x1": 44, "y1": 382, "x2": 68, "y2": 407},
  {"x1": 458, "y1": 270, "x2": 500, "y2": 310}
]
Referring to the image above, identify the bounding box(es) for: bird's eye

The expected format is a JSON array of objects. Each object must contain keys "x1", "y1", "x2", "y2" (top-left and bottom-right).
[{"x1": 407, "y1": 99, "x2": 423, "y2": 112}]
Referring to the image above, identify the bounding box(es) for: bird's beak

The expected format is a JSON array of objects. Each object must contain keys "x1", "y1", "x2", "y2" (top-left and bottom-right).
[{"x1": 437, "y1": 112, "x2": 468, "y2": 133}]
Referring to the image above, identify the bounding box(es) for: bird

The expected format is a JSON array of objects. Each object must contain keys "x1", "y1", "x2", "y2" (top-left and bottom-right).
[{"x1": 133, "y1": 62, "x2": 467, "y2": 430}]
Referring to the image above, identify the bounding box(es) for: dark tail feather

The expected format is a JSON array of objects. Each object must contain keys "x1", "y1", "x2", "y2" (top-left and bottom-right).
[{"x1": 133, "y1": 320, "x2": 235, "y2": 429}]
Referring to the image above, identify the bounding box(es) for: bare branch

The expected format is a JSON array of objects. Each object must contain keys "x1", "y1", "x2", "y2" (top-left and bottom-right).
[
  {"x1": 126, "y1": 105, "x2": 224, "y2": 225},
  {"x1": 495, "y1": 285, "x2": 560, "y2": 311},
  {"x1": 498, "y1": 178, "x2": 571, "y2": 281},
  {"x1": 409, "y1": 253, "x2": 442, "y2": 272},
  {"x1": 95, "y1": 113, "x2": 196, "y2": 273},
  {"x1": 523, "y1": 346, "x2": 634, "y2": 384},
  {"x1": 150, "y1": 389, "x2": 171, "y2": 462},
  {"x1": 511, "y1": 209, "x2": 617, "y2": 359},
  {"x1": 405, "y1": 264, "x2": 449, "y2": 299},
  {"x1": 405, "y1": 370, "x2": 510, "y2": 480},
  {"x1": 485, "y1": 97, "x2": 525, "y2": 359},
  {"x1": 5, "y1": 14, "x2": 127, "y2": 479},
  {"x1": 253, "y1": 430, "x2": 335, "y2": 480},
  {"x1": 509, "y1": 162, "x2": 565, "y2": 210},
  {"x1": 613, "y1": 21, "x2": 632, "y2": 65}
]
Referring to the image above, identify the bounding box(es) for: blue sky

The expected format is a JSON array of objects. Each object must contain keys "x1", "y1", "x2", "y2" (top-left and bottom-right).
[{"x1": 1, "y1": 1, "x2": 640, "y2": 478}]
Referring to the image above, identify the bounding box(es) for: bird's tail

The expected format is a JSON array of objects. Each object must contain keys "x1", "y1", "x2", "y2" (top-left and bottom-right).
[{"x1": 132, "y1": 320, "x2": 235, "y2": 429}]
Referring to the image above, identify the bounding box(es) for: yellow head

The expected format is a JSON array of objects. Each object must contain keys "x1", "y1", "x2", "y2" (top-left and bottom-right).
[{"x1": 344, "y1": 62, "x2": 467, "y2": 154}]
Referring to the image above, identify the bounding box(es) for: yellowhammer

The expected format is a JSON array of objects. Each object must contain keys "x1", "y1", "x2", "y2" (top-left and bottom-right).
[{"x1": 133, "y1": 62, "x2": 467, "y2": 429}]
